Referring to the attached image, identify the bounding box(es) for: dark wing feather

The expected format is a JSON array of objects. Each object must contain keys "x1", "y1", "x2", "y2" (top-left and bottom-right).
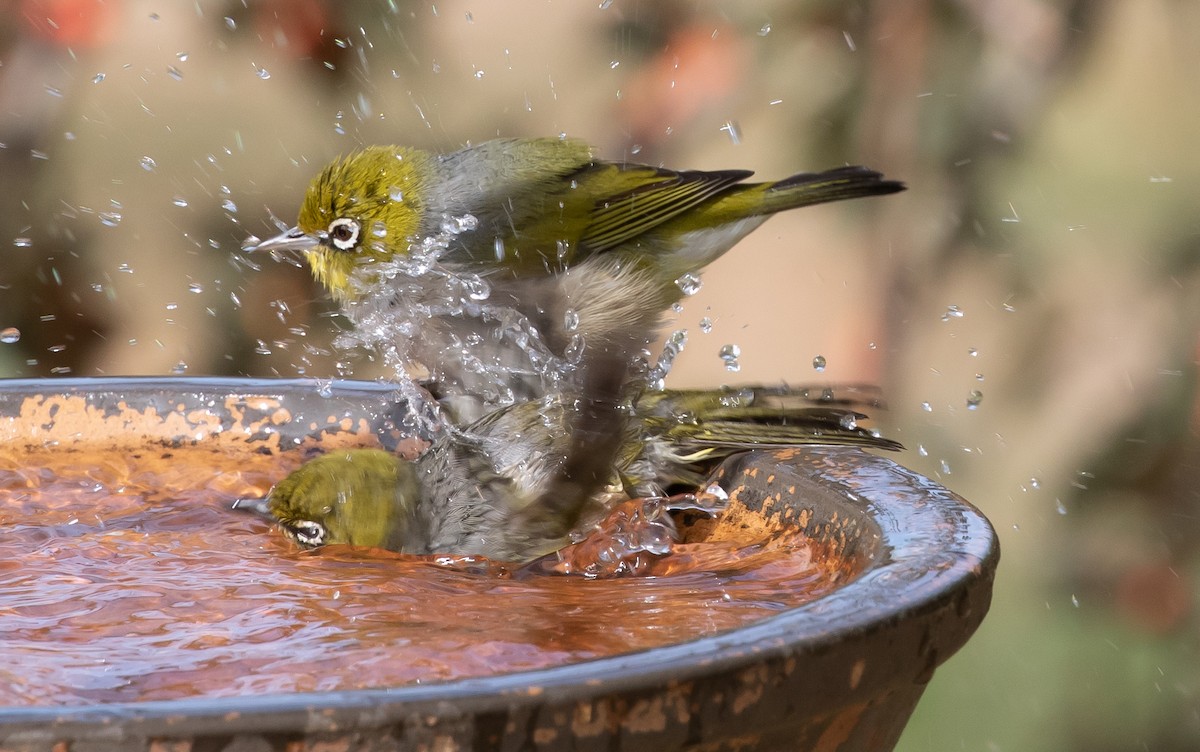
[{"x1": 579, "y1": 168, "x2": 754, "y2": 253}]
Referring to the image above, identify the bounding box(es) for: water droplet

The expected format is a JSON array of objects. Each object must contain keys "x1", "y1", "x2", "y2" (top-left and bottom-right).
[
  {"x1": 224, "y1": 16, "x2": 237, "y2": 29},
  {"x1": 719, "y1": 343, "x2": 741, "y2": 372},
  {"x1": 563, "y1": 309, "x2": 580, "y2": 332},
  {"x1": 941, "y1": 304, "x2": 964, "y2": 321},
  {"x1": 920, "y1": 401, "x2": 932, "y2": 412},
  {"x1": 1071, "y1": 594, "x2": 1080, "y2": 608},
  {"x1": 0, "y1": 327, "x2": 20, "y2": 344},
  {"x1": 172, "y1": 196, "x2": 188, "y2": 208},
  {"x1": 176, "y1": 52, "x2": 189, "y2": 62},
  {"x1": 671, "y1": 302, "x2": 683, "y2": 313},
  {"x1": 48, "y1": 344, "x2": 66, "y2": 353},
  {"x1": 99, "y1": 212, "x2": 122, "y2": 227},
  {"x1": 493, "y1": 237, "x2": 505, "y2": 261},
  {"x1": 464, "y1": 275, "x2": 490, "y2": 301},
  {"x1": 389, "y1": 186, "x2": 403, "y2": 202},
  {"x1": 720, "y1": 120, "x2": 742, "y2": 145},
  {"x1": 171, "y1": 361, "x2": 188, "y2": 375},
  {"x1": 92, "y1": 73, "x2": 106, "y2": 84},
  {"x1": 188, "y1": 282, "x2": 204, "y2": 294},
  {"x1": 648, "y1": 329, "x2": 688, "y2": 389},
  {"x1": 167, "y1": 65, "x2": 183, "y2": 81},
  {"x1": 675, "y1": 272, "x2": 702, "y2": 296},
  {"x1": 442, "y1": 214, "x2": 476, "y2": 234},
  {"x1": 966, "y1": 390, "x2": 983, "y2": 410},
  {"x1": 1029, "y1": 477, "x2": 1041, "y2": 489},
  {"x1": 757, "y1": 23, "x2": 771, "y2": 36},
  {"x1": 610, "y1": 60, "x2": 620, "y2": 70},
  {"x1": 843, "y1": 30, "x2": 857, "y2": 51},
  {"x1": 838, "y1": 413, "x2": 857, "y2": 430},
  {"x1": 44, "y1": 85, "x2": 63, "y2": 98},
  {"x1": 699, "y1": 316, "x2": 712, "y2": 333},
  {"x1": 1055, "y1": 499, "x2": 1067, "y2": 515},
  {"x1": 165, "y1": 302, "x2": 178, "y2": 311},
  {"x1": 563, "y1": 334, "x2": 585, "y2": 364},
  {"x1": 968, "y1": 347, "x2": 978, "y2": 357},
  {"x1": 598, "y1": 0, "x2": 614, "y2": 8},
  {"x1": 139, "y1": 156, "x2": 157, "y2": 171},
  {"x1": 473, "y1": 68, "x2": 485, "y2": 80},
  {"x1": 917, "y1": 444, "x2": 928, "y2": 457},
  {"x1": 221, "y1": 199, "x2": 238, "y2": 213},
  {"x1": 812, "y1": 354, "x2": 826, "y2": 372},
  {"x1": 255, "y1": 67, "x2": 271, "y2": 80},
  {"x1": 13, "y1": 237, "x2": 32, "y2": 248}
]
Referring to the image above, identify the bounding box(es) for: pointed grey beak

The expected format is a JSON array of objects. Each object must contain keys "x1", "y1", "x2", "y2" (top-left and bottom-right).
[
  {"x1": 231, "y1": 496, "x2": 274, "y2": 520},
  {"x1": 242, "y1": 226, "x2": 320, "y2": 254}
]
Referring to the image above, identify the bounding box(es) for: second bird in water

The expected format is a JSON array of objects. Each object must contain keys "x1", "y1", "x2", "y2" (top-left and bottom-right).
[{"x1": 238, "y1": 385, "x2": 901, "y2": 565}]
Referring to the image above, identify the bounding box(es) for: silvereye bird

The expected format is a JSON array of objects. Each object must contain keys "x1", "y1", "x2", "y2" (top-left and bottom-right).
[
  {"x1": 246, "y1": 138, "x2": 904, "y2": 409},
  {"x1": 235, "y1": 384, "x2": 901, "y2": 564}
]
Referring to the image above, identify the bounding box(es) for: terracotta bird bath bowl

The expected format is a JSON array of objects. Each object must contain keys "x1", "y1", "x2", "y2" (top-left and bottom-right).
[{"x1": 0, "y1": 377, "x2": 997, "y2": 751}]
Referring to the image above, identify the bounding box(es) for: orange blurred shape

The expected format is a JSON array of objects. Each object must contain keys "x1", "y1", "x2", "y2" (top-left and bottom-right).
[
  {"x1": 253, "y1": 0, "x2": 331, "y2": 59},
  {"x1": 620, "y1": 20, "x2": 749, "y2": 143},
  {"x1": 1114, "y1": 560, "x2": 1193, "y2": 635},
  {"x1": 21, "y1": 0, "x2": 114, "y2": 47}
]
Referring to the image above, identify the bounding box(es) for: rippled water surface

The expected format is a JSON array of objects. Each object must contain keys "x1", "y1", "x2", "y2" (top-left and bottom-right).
[{"x1": 0, "y1": 445, "x2": 842, "y2": 706}]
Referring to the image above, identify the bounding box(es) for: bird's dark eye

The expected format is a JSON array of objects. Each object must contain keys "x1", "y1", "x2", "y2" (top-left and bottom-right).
[
  {"x1": 327, "y1": 218, "x2": 360, "y2": 251},
  {"x1": 288, "y1": 519, "x2": 328, "y2": 547}
]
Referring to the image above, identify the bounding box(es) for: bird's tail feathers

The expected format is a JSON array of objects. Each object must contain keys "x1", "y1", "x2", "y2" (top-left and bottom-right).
[
  {"x1": 761, "y1": 165, "x2": 905, "y2": 213},
  {"x1": 638, "y1": 384, "x2": 902, "y2": 492}
]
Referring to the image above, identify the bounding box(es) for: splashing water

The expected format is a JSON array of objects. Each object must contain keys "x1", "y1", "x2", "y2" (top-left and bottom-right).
[
  {"x1": 719, "y1": 343, "x2": 742, "y2": 372},
  {"x1": 647, "y1": 329, "x2": 688, "y2": 391},
  {"x1": 675, "y1": 272, "x2": 703, "y2": 296},
  {"x1": 332, "y1": 214, "x2": 575, "y2": 429}
]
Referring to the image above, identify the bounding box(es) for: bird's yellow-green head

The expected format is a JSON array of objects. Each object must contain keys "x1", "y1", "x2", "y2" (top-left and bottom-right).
[
  {"x1": 252, "y1": 146, "x2": 431, "y2": 302},
  {"x1": 261, "y1": 448, "x2": 420, "y2": 550}
]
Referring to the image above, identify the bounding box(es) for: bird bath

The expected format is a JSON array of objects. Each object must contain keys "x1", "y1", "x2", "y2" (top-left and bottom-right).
[{"x1": 0, "y1": 377, "x2": 997, "y2": 752}]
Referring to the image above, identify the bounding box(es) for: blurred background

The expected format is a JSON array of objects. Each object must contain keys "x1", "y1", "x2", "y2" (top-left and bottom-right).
[{"x1": 1, "y1": 0, "x2": 1196, "y2": 748}]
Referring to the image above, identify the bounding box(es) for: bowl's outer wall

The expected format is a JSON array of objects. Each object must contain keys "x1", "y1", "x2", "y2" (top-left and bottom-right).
[{"x1": 0, "y1": 378, "x2": 999, "y2": 752}]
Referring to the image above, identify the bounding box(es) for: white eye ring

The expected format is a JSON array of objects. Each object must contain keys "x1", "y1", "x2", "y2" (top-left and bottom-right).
[
  {"x1": 327, "y1": 217, "x2": 361, "y2": 251},
  {"x1": 289, "y1": 519, "x2": 328, "y2": 547}
]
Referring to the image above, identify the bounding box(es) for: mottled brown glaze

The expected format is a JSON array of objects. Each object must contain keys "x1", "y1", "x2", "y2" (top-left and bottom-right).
[{"x1": 0, "y1": 378, "x2": 998, "y2": 752}]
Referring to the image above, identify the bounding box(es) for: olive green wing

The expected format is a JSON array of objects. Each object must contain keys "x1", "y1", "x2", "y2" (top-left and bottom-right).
[
  {"x1": 575, "y1": 165, "x2": 754, "y2": 254},
  {"x1": 427, "y1": 138, "x2": 596, "y2": 266}
]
